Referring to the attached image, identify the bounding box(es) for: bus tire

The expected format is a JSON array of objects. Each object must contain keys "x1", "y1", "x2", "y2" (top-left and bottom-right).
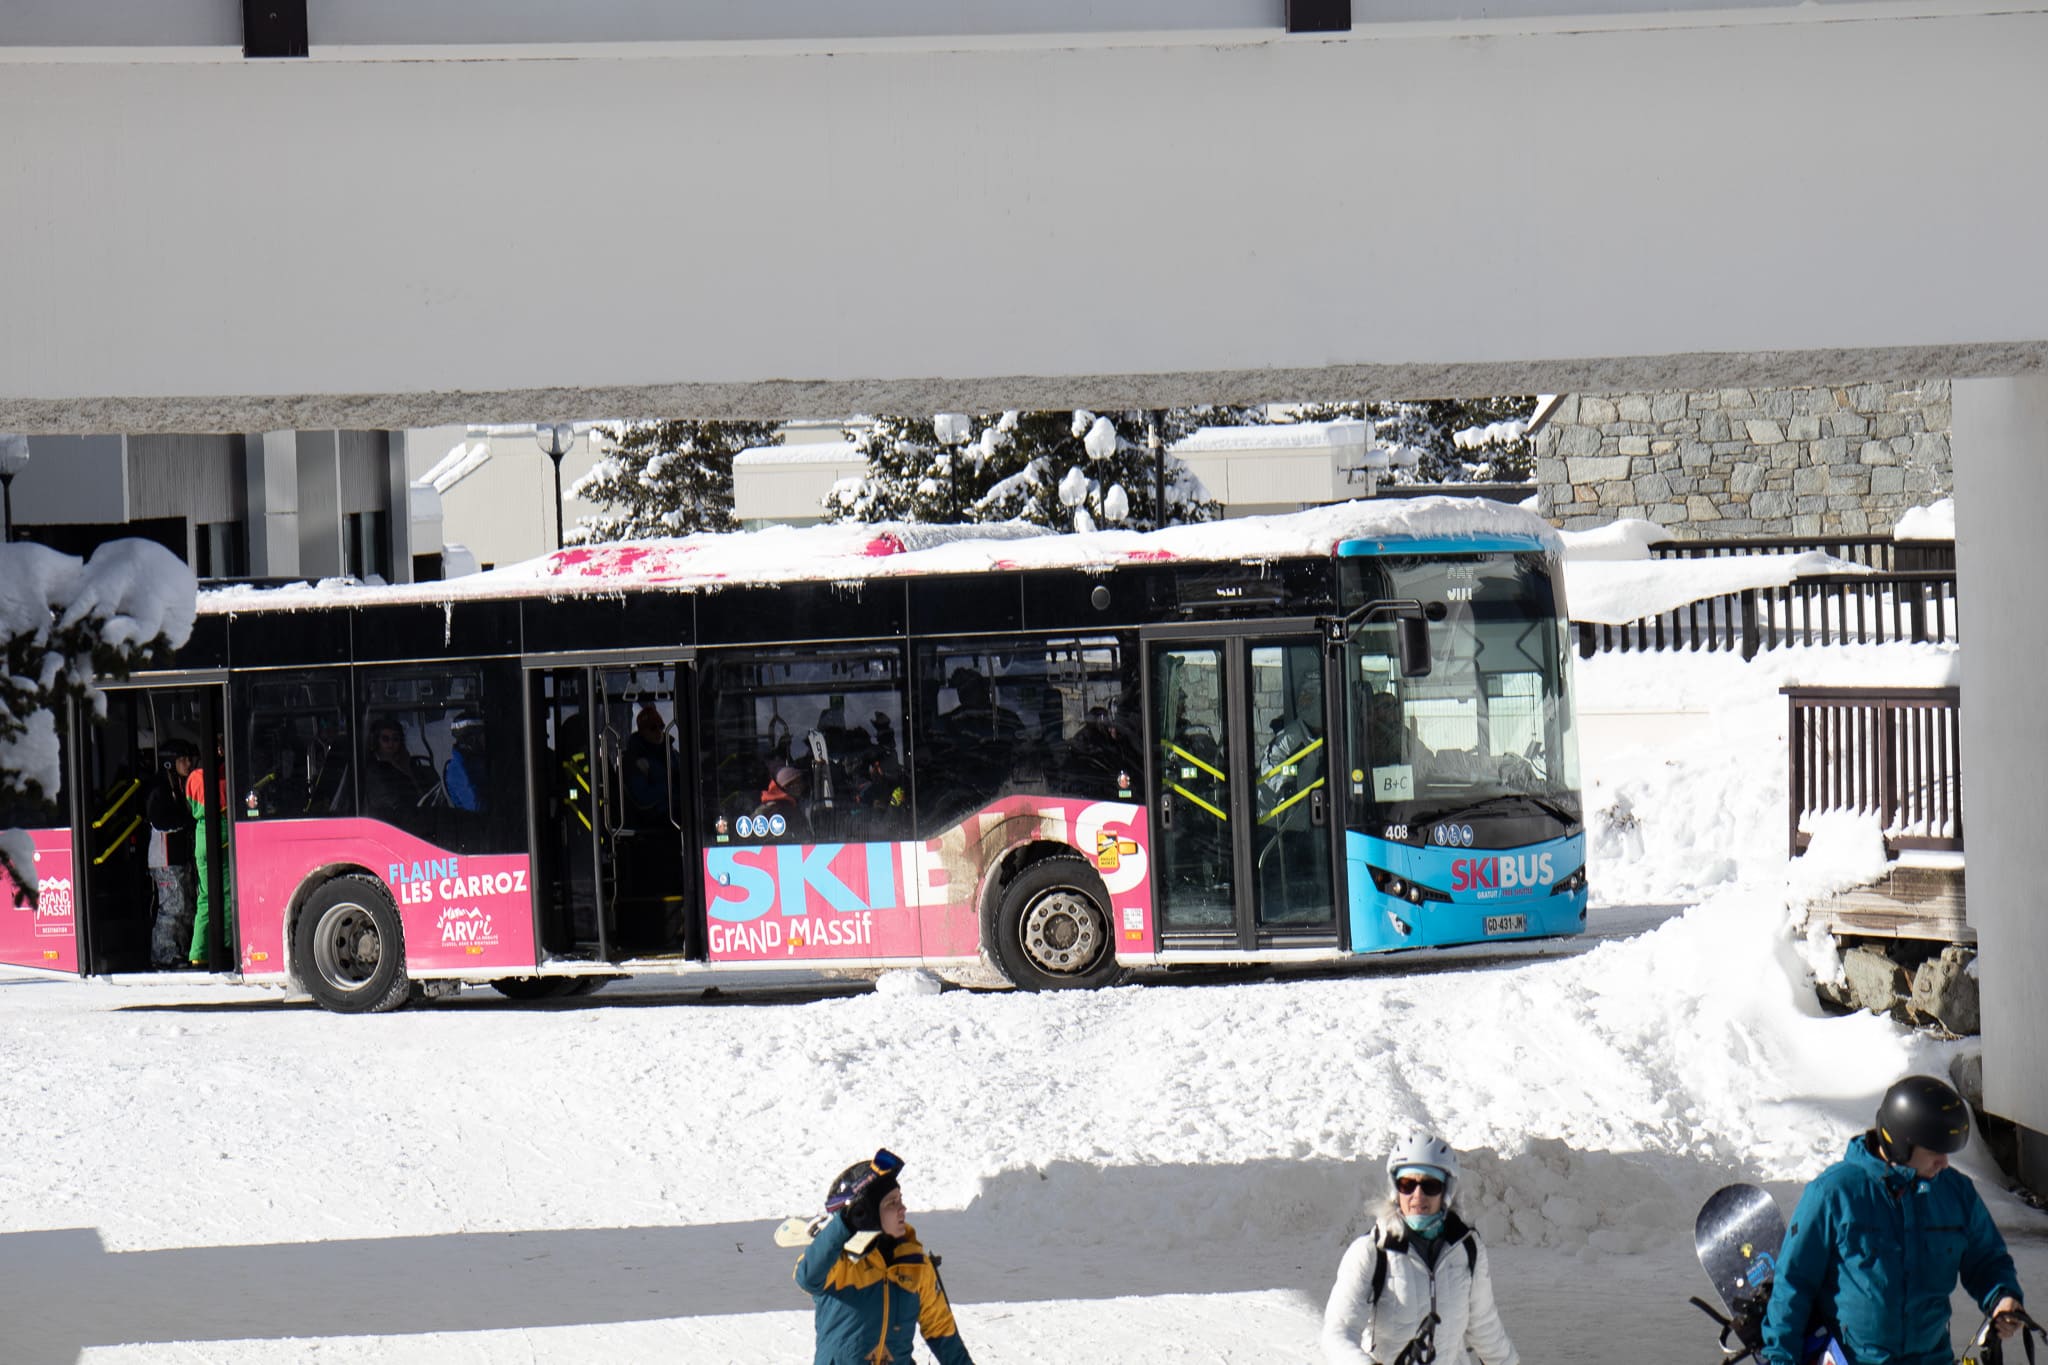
[
  {"x1": 295, "y1": 875, "x2": 413, "y2": 1015},
  {"x1": 992, "y1": 857, "x2": 1121, "y2": 992}
]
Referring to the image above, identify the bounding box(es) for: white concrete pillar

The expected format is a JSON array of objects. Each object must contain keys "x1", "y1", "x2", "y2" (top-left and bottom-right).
[{"x1": 1951, "y1": 377, "x2": 2048, "y2": 1177}]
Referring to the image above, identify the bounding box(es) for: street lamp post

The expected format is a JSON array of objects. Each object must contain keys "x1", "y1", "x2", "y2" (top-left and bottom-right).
[
  {"x1": 0, "y1": 434, "x2": 30, "y2": 543},
  {"x1": 535, "y1": 423, "x2": 575, "y2": 550},
  {"x1": 934, "y1": 414, "x2": 970, "y2": 522}
]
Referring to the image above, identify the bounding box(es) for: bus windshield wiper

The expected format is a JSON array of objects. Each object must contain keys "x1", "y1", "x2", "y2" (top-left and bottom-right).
[{"x1": 1403, "y1": 793, "x2": 1580, "y2": 828}]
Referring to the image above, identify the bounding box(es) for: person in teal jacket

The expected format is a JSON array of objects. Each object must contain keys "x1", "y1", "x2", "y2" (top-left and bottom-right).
[
  {"x1": 1762, "y1": 1075, "x2": 2025, "y2": 1365},
  {"x1": 795, "y1": 1150, "x2": 973, "y2": 1365}
]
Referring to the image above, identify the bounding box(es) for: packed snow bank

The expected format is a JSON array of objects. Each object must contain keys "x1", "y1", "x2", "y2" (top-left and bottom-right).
[
  {"x1": 1576, "y1": 643, "x2": 1958, "y2": 906},
  {"x1": 1564, "y1": 551, "x2": 1872, "y2": 626},
  {"x1": 1560, "y1": 518, "x2": 1665, "y2": 562},
  {"x1": 1896, "y1": 497, "x2": 1956, "y2": 541}
]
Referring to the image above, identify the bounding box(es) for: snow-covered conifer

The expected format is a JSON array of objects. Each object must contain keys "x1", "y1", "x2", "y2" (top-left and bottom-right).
[
  {"x1": 0, "y1": 540, "x2": 195, "y2": 903},
  {"x1": 1290, "y1": 398, "x2": 1538, "y2": 483},
  {"x1": 570, "y1": 420, "x2": 781, "y2": 542},
  {"x1": 829, "y1": 407, "x2": 1250, "y2": 530}
]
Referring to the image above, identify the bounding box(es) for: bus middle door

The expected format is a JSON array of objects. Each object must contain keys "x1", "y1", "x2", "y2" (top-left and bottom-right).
[{"x1": 1145, "y1": 629, "x2": 1338, "y2": 952}]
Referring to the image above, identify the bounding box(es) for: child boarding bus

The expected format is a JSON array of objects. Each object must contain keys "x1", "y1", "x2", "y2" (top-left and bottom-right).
[{"x1": 0, "y1": 501, "x2": 1587, "y2": 1012}]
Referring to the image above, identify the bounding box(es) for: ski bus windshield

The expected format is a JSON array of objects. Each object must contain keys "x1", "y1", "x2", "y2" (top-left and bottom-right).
[{"x1": 1340, "y1": 551, "x2": 1581, "y2": 830}]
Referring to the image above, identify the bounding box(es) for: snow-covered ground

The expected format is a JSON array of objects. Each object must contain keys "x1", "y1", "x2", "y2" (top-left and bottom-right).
[{"x1": 3, "y1": 639, "x2": 2042, "y2": 1364}]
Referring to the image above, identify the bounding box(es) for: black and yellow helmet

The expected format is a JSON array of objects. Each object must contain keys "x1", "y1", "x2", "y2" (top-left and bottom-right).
[{"x1": 1875, "y1": 1074, "x2": 1970, "y2": 1162}]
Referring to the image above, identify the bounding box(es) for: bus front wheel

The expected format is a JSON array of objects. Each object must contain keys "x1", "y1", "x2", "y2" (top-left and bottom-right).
[
  {"x1": 295, "y1": 876, "x2": 414, "y2": 1014},
  {"x1": 992, "y1": 857, "x2": 1120, "y2": 992}
]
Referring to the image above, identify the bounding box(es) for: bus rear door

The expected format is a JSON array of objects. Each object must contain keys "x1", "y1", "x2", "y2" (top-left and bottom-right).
[
  {"x1": 1144, "y1": 627, "x2": 1339, "y2": 952},
  {"x1": 530, "y1": 658, "x2": 699, "y2": 964}
]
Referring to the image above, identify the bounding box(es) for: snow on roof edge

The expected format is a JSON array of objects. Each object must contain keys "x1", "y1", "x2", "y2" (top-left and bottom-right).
[{"x1": 198, "y1": 498, "x2": 1560, "y2": 615}]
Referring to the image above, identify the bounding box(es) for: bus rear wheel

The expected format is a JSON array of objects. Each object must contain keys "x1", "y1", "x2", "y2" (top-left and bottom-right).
[
  {"x1": 295, "y1": 875, "x2": 413, "y2": 1014},
  {"x1": 992, "y1": 857, "x2": 1120, "y2": 992}
]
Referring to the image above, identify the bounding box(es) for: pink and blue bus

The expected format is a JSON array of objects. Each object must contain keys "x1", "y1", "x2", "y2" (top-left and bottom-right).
[{"x1": 0, "y1": 501, "x2": 1586, "y2": 1011}]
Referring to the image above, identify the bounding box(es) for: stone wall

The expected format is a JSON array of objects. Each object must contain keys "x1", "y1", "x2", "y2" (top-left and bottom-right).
[{"x1": 1534, "y1": 382, "x2": 1952, "y2": 535}]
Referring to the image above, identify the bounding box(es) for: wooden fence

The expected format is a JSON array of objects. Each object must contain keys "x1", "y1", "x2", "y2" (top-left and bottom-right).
[
  {"x1": 1783, "y1": 686, "x2": 1963, "y2": 857},
  {"x1": 1574, "y1": 570, "x2": 1959, "y2": 659},
  {"x1": 1648, "y1": 533, "x2": 1957, "y2": 574}
]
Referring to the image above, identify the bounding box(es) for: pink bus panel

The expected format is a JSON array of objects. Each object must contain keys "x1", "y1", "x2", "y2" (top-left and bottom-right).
[
  {"x1": 703, "y1": 797, "x2": 1151, "y2": 964},
  {"x1": 232, "y1": 820, "x2": 538, "y2": 978},
  {"x1": 0, "y1": 829, "x2": 79, "y2": 974}
]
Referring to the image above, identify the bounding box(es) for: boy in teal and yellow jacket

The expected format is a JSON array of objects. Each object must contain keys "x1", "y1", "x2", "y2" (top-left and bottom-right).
[{"x1": 795, "y1": 1151, "x2": 973, "y2": 1365}]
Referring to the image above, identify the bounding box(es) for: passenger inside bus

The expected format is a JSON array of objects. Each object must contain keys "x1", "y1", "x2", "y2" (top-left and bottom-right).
[
  {"x1": 145, "y1": 739, "x2": 197, "y2": 969},
  {"x1": 624, "y1": 706, "x2": 680, "y2": 826},
  {"x1": 444, "y1": 713, "x2": 488, "y2": 813},
  {"x1": 363, "y1": 717, "x2": 433, "y2": 829},
  {"x1": 756, "y1": 765, "x2": 811, "y2": 839},
  {"x1": 939, "y1": 668, "x2": 1023, "y2": 742},
  {"x1": 853, "y1": 752, "x2": 907, "y2": 835},
  {"x1": 1260, "y1": 675, "x2": 1325, "y2": 831}
]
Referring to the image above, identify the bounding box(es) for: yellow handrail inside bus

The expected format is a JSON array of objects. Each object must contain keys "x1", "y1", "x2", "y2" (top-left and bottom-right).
[
  {"x1": 92, "y1": 814, "x2": 143, "y2": 864},
  {"x1": 1259, "y1": 776, "x2": 1326, "y2": 825},
  {"x1": 1168, "y1": 745, "x2": 1226, "y2": 782},
  {"x1": 1260, "y1": 736, "x2": 1324, "y2": 784},
  {"x1": 91, "y1": 778, "x2": 141, "y2": 830}
]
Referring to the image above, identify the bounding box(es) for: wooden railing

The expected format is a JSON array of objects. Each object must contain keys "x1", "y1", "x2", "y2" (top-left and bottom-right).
[
  {"x1": 1648, "y1": 534, "x2": 1957, "y2": 574},
  {"x1": 1575, "y1": 570, "x2": 1959, "y2": 659},
  {"x1": 1783, "y1": 686, "x2": 1962, "y2": 857}
]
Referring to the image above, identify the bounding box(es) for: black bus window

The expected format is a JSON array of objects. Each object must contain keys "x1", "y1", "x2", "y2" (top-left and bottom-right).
[
  {"x1": 700, "y1": 649, "x2": 905, "y2": 844},
  {"x1": 914, "y1": 636, "x2": 1139, "y2": 830},
  {"x1": 234, "y1": 673, "x2": 350, "y2": 819}
]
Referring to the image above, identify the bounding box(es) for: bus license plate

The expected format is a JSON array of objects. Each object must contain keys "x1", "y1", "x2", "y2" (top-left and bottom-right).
[{"x1": 1483, "y1": 914, "x2": 1526, "y2": 936}]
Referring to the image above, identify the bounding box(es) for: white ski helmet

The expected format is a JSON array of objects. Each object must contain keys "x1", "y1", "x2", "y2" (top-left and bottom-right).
[{"x1": 1385, "y1": 1132, "x2": 1461, "y2": 1203}]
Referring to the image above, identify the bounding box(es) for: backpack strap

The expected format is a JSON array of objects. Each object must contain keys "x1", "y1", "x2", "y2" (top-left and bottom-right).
[{"x1": 1369, "y1": 1227, "x2": 1478, "y2": 1308}]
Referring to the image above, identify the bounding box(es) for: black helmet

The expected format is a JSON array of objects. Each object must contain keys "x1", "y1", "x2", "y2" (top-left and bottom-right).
[
  {"x1": 824, "y1": 1148, "x2": 904, "y2": 1230},
  {"x1": 1875, "y1": 1074, "x2": 1970, "y2": 1162}
]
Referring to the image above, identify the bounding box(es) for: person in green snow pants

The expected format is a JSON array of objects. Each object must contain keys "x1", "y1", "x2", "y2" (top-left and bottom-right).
[{"x1": 185, "y1": 760, "x2": 234, "y2": 967}]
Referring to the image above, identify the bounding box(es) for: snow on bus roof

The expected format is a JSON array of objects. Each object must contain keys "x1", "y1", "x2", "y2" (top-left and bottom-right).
[{"x1": 197, "y1": 497, "x2": 1559, "y2": 615}]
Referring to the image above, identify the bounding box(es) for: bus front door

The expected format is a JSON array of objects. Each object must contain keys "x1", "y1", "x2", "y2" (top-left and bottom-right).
[
  {"x1": 530, "y1": 661, "x2": 698, "y2": 965},
  {"x1": 78, "y1": 683, "x2": 233, "y2": 974},
  {"x1": 1146, "y1": 632, "x2": 1338, "y2": 952}
]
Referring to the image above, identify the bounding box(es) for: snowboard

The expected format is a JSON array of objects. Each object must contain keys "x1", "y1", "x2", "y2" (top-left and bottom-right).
[
  {"x1": 774, "y1": 1213, "x2": 878, "y2": 1256},
  {"x1": 1690, "y1": 1183, "x2": 1786, "y2": 1362}
]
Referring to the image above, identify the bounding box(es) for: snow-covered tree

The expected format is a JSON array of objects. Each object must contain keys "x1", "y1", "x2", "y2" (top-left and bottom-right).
[
  {"x1": 569, "y1": 420, "x2": 782, "y2": 542},
  {"x1": 826, "y1": 408, "x2": 1255, "y2": 531},
  {"x1": 1, "y1": 539, "x2": 196, "y2": 905},
  {"x1": 1289, "y1": 398, "x2": 1538, "y2": 483}
]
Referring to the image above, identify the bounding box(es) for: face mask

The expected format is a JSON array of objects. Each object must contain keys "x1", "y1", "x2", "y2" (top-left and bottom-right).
[{"x1": 1404, "y1": 1211, "x2": 1447, "y2": 1238}]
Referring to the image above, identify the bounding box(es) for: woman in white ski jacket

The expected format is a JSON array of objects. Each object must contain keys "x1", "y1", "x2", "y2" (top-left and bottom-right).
[{"x1": 1321, "y1": 1133, "x2": 1518, "y2": 1365}]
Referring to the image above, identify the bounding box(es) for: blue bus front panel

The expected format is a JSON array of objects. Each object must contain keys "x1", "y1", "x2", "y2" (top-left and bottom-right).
[{"x1": 1345, "y1": 830, "x2": 1588, "y2": 952}]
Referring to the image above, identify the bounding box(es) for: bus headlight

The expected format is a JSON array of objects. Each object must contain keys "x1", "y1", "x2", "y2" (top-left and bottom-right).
[
  {"x1": 1548, "y1": 866, "x2": 1587, "y2": 896},
  {"x1": 1367, "y1": 864, "x2": 1449, "y2": 904}
]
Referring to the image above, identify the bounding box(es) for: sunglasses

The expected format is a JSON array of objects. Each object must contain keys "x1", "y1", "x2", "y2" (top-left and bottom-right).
[{"x1": 1395, "y1": 1176, "x2": 1446, "y2": 1197}]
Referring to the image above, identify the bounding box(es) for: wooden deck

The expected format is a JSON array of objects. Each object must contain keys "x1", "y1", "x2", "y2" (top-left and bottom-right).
[{"x1": 1803, "y1": 862, "x2": 1971, "y2": 944}]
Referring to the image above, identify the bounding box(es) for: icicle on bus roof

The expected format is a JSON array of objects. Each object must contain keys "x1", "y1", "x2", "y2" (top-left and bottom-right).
[{"x1": 198, "y1": 496, "x2": 1560, "y2": 616}]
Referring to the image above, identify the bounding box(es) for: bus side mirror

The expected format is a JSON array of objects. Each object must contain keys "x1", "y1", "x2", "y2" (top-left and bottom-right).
[{"x1": 1398, "y1": 616, "x2": 1432, "y2": 678}]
